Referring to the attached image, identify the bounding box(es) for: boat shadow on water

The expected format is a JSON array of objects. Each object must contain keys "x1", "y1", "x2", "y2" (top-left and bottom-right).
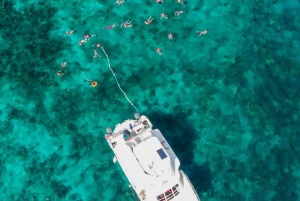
[{"x1": 147, "y1": 111, "x2": 213, "y2": 196}]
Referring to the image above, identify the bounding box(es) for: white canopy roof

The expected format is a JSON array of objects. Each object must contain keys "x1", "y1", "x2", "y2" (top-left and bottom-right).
[{"x1": 133, "y1": 137, "x2": 171, "y2": 176}]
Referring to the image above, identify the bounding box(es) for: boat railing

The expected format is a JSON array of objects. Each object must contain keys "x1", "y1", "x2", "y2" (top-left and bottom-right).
[
  {"x1": 106, "y1": 116, "x2": 153, "y2": 140},
  {"x1": 111, "y1": 130, "x2": 123, "y2": 138},
  {"x1": 180, "y1": 170, "x2": 200, "y2": 201}
]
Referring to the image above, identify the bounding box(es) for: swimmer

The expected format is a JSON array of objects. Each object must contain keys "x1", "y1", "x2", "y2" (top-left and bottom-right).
[
  {"x1": 178, "y1": 0, "x2": 186, "y2": 4},
  {"x1": 84, "y1": 34, "x2": 97, "y2": 40},
  {"x1": 144, "y1": 16, "x2": 154, "y2": 25},
  {"x1": 93, "y1": 48, "x2": 99, "y2": 59},
  {"x1": 78, "y1": 39, "x2": 88, "y2": 46},
  {"x1": 105, "y1": 23, "x2": 116, "y2": 30},
  {"x1": 121, "y1": 19, "x2": 133, "y2": 28},
  {"x1": 115, "y1": 0, "x2": 125, "y2": 6},
  {"x1": 57, "y1": 71, "x2": 64, "y2": 76},
  {"x1": 83, "y1": 75, "x2": 98, "y2": 87},
  {"x1": 160, "y1": 13, "x2": 168, "y2": 19},
  {"x1": 197, "y1": 29, "x2": 209, "y2": 36},
  {"x1": 155, "y1": 0, "x2": 163, "y2": 3},
  {"x1": 66, "y1": 30, "x2": 75, "y2": 35},
  {"x1": 156, "y1": 48, "x2": 162, "y2": 55},
  {"x1": 61, "y1": 60, "x2": 67, "y2": 68},
  {"x1": 174, "y1": 10, "x2": 185, "y2": 16},
  {"x1": 168, "y1": 33, "x2": 173, "y2": 40}
]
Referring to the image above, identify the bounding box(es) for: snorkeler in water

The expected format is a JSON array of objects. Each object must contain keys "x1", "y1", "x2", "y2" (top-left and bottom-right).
[
  {"x1": 84, "y1": 34, "x2": 97, "y2": 40},
  {"x1": 197, "y1": 29, "x2": 209, "y2": 36},
  {"x1": 121, "y1": 19, "x2": 133, "y2": 28},
  {"x1": 144, "y1": 16, "x2": 154, "y2": 25},
  {"x1": 83, "y1": 75, "x2": 98, "y2": 87},
  {"x1": 156, "y1": 48, "x2": 162, "y2": 55},
  {"x1": 61, "y1": 60, "x2": 67, "y2": 68},
  {"x1": 155, "y1": 0, "x2": 163, "y2": 3},
  {"x1": 93, "y1": 48, "x2": 99, "y2": 59},
  {"x1": 178, "y1": 0, "x2": 186, "y2": 5},
  {"x1": 160, "y1": 13, "x2": 168, "y2": 19},
  {"x1": 57, "y1": 71, "x2": 64, "y2": 76},
  {"x1": 115, "y1": 0, "x2": 125, "y2": 6},
  {"x1": 168, "y1": 33, "x2": 173, "y2": 40},
  {"x1": 78, "y1": 39, "x2": 88, "y2": 46},
  {"x1": 174, "y1": 10, "x2": 185, "y2": 16},
  {"x1": 105, "y1": 23, "x2": 116, "y2": 30},
  {"x1": 66, "y1": 30, "x2": 75, "y2": 35}
]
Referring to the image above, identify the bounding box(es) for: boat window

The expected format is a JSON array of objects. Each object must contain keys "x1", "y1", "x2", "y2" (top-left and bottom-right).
[
  {"x1": 172, "y1": 184, "x2": 180, "y2": 196},
  {"x1": 156, "y1": 184, "x2": 180, "y2": 201},
  {"x1": 157, "y1": 148, "x2": 167, "y2": 160},
  {"x1": 156, "y1": 193, "x2": 165, "y2": 201},
  {"x1": 165, "y1": 189, "x2": 174, "y2": 200}
]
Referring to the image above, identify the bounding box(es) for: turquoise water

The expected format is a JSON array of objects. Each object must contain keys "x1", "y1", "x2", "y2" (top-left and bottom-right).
[{"x1": 1, "y1": 0, "x2": 300, "y2": 200}]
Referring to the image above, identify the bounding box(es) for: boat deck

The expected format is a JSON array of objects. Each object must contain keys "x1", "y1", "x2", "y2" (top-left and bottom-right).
[{"x1": 104, "y1": 115, "x2": 200, "y2": 201}]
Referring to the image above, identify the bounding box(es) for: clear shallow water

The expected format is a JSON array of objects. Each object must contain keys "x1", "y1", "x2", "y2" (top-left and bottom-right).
[{"x1": 0, "y1": 0, "x2": 300, "y2": 200}]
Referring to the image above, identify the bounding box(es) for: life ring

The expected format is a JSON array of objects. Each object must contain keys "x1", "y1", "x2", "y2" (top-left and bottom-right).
[{"x1": 91, "y1": 81, "x2": 98, "y2": 87}]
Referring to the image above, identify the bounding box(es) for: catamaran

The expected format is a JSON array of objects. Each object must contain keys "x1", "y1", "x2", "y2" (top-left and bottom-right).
[{"x1": 105, "y1": 113, "x2": 200, "y2": 201}]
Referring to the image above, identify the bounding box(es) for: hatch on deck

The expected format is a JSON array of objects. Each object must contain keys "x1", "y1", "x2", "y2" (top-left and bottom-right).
[{"x1": 157, "y1": 148, "x2": 167, "y2": 160}]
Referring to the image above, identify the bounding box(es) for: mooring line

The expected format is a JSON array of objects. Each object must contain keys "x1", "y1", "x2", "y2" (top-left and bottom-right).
[{"x1": 101, "y1": 47, "x2": 139, "y2": 114}]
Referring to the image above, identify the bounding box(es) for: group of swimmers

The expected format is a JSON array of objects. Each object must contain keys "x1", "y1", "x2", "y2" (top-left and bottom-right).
[
  {"x1": 57, "y1": 0, "x2": 208, "y2": 86},
  {"x1": 56, "y1": 31, "x2": 100, "y2": 87},
  {"x1": 110, "y1": 2, "x2": 208, "y2": 56}
]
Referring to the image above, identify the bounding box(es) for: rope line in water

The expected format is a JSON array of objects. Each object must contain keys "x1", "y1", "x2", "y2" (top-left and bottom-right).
[{"x1": 101, "y1": 47, "x2": 139, "y2": 114}]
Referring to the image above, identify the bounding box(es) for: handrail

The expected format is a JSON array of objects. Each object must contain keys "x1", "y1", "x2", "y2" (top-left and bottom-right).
[{"x1": 180, "y1": 170, "x2": 201, "y2": 201}]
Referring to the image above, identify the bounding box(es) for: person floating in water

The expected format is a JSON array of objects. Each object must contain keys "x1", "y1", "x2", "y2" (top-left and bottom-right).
[
  {"x1": 84, "y1": 75, "x2": 98, "y2": 87},
  {"x1": 174, "y1": 10, "x2": 185, "y2": 16},
  {"x1": 144, "y1": 16, "x2": 154, "y2": 25},
  {"x1": 121, "y1": 19, "x2": 133, "y2": 28},
  {"x1": 61, "y1": 60, "x2": 67, "y2": 68},
  {"x1": 115, "y1": 0, "x2": 125, "y2": 6},
  {"x1": 83, "y1": 34, "x2": 97, "y2": 40},
  {"x1": 66, "y1": 30, "x2": 75, "y2": 35},
  {"x1": 178, "y1": 0, "x2": 186, "y2": 4},
  {"x1": 105, "y1": 23, "x2": 116, "y2": 30},
  {"x1": 155, "y1": 0, "x2": 163, "y2": 3},
  {"x1": 57, "y1": 71, "x2": 64, "y2": 76},
  {"x1": 160, "y1": 13, "x2": 168, "y2": 19},
  {"x1": 93, "y1": 48, "x2": 99, "y2": 59},
  {"x1": 156, "y1": 48, "x2": 162, "y2": 55},
  {"x1": 168, "y1": 33, "x2": 173, "y2": 40},
  {"x1": 197, "y1": 29, "x2": 209, "y2": 36},
  {"x1": 78, "y1": 39, "x2": 88, "y2": 46}
]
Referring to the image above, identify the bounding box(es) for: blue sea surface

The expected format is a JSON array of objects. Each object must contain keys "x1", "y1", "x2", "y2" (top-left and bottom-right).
[{"x1": 0, "y1": 0, "x2": 300, "y2": 200}]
